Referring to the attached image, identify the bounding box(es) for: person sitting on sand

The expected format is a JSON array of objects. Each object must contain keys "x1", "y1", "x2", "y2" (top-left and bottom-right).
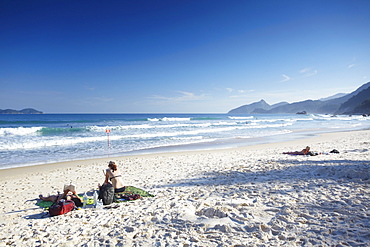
[
  {"x1": 39, "y1": 185, "x2": 83, "y2": 207},
  {"x1": 283, "y1": 146, "x2": 311, "y2": 155},
  {"x1": 100, "y1": 161, "x2": 126, "y2": 193}
]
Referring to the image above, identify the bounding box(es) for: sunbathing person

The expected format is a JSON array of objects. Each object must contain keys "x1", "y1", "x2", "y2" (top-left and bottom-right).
[
  {"x1": 283, "y1": 146, "x2": 311, "y2": 155},
  {"x1": 39, "y1": 184, "x2": 83, "y2": 207},
  {"x1": 100, "y1": 161, "x2": 126, "y2": 193}
]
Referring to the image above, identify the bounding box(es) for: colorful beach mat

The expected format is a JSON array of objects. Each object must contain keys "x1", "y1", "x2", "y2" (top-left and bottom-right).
[
  {"x1": 37, "y1": 186, "x2": 154, "y2": 208},
  {"x1": 36, "y1": 197, "x2": 94, "y2": 209}
]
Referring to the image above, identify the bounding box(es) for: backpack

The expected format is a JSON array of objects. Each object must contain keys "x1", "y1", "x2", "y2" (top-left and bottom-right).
[
  {"x1": 98, "y1": 183, "x2": 115, "y2": 205},
  {"x1": 48, "y1": 200, "x2": 75, "y2": 216},
  {"x1": 71, "y1": 197, "x2": 83, "y2": 207}
]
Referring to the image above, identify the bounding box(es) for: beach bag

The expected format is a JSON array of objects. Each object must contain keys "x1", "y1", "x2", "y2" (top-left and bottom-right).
[
  {"x1": 98, "y1": 183, "x2": 115, "y2": 205},
  {"x1": 126, "y1": 194, "x2": 141, "y2": 200},
  {"x1": 119, "y1": 194, "x2": 141, "y2": 201},
  {"x1": 48, "y1": 200, "x2": 75, "y2": 216}
]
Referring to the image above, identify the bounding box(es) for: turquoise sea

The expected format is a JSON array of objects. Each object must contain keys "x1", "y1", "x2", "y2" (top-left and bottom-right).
[{"x1": 0, "y1": 113, "x2": 369, "y2": 169}]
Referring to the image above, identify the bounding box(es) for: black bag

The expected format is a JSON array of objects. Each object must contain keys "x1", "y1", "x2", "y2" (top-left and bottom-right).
[
  {"x1": 71, "y1": 197, "x2": 83, "y2": 207},
  {"x1": 98, "y1": 183, "x2": 115, "y2": 205}
]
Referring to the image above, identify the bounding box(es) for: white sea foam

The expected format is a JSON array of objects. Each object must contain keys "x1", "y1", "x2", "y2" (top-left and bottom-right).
[
  {"x1": 313, "y1": 114, "x2": 365, "y2": 121},
  {"x1": 87, "y1": 121, "x2": 242, "y2": 132},
  {"x1": 148, "y1": 117, "x2": 191, "y2": 121},
  {"x1": 0, "y1": 123, "x2": 289, "y2": 152},
  {"x1": 1, "y1": 135, "x2": 109, "y2": 151},
  {"x1": 0, "y1": 113, "x2": 369, "y2": 168},
  {"x1": 228, "y1": 116, "x2": 254, "y2": 120},
  {"x1": 0, "y1": 127, "x2": 43, "y2": 136},
  {"x1": 172, "y1": 136, "x2": 204, "y2": 140}
]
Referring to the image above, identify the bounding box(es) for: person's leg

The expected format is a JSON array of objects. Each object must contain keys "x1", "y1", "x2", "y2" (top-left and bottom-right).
[{"x1": 39, "y1": 194, "x2": 58, "y2": 202}]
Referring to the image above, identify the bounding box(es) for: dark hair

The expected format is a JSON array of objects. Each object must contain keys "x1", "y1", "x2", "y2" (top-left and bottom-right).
[
  {"x1": 71, "y1": 197, "x2": 83, "y2": 207},
  {"x1": 109, "y1": 162, "x2": 118, "y2": 171}
]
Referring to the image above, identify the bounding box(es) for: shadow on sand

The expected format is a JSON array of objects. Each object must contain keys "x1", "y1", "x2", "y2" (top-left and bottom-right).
[{"x1": 163, "y1": 159, "x2": 370, "y2": 188}]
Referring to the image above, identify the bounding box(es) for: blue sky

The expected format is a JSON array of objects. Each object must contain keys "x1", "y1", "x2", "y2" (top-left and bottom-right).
[{"x1": 1, "y1": 0, "x2": 369, "y2": 113}]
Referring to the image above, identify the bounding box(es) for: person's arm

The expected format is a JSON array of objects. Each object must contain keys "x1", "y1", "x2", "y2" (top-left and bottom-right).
[
  {"x1": 103, "y1": 169, "x2": 110, "y2": 185},
  {"x1": 55, "y1": 192, "x2": 66, "y2": 203}
]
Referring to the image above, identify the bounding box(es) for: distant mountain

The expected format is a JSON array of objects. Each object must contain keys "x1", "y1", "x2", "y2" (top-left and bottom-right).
[
  {"x1": 228, "y1": 81, "x2": 370, "y2": 115},
  {"x1": 251, "y1": 101, "x2": 289, "y2": 113},
  {"x1": 335, "y1": 86, "x2": 370, "y2": 114},
  {"x1": 259, "y1": 99, "x2": 330, "y2": 114},
  {"x1": 228, "y1": 100, "x2": 268, "y2": 114},
  {"x1": 319, "y1": 93, "x2": 348, "y2": 101},
  {"x1": 228, "y1": 100, "x2": 288, "y2": 114},
  {"x1": 350, "y1": 99, "x2": 370, "y2": 115},
  {"x1": 0, "y1": 108, "x2": 43, "y2": 114}
]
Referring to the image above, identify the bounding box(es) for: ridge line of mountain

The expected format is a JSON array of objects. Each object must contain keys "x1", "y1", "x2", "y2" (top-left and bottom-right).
[{"x1": 228, "y1": 81, "x2": 370, "y2": 115}]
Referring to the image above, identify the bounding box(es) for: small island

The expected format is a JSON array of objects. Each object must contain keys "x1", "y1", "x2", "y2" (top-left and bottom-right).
[{"x1": 0, "y1": 108, "x2": 43, "y2": 114}]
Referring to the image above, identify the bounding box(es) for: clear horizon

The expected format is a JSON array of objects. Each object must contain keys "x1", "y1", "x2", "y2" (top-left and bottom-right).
[{"x1": 1, "y1": 0, "x2": 369, "y2": 113}]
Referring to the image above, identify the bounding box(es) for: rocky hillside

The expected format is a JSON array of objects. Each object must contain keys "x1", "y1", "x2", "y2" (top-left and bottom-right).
[
  {"x1": 228, "y1": 100, "x2": 288, "y2": 114},
  {"x1": 335, "y1": 86, "x2": 370, "y2": 115},
  {"x1": 228, "y1": 81, "x2": 370, "y2": 115}
]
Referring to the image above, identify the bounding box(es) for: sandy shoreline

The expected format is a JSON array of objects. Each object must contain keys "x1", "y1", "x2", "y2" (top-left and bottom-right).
[{"x1": 0, "y1": 129, "x2": 369, "y2": 246}]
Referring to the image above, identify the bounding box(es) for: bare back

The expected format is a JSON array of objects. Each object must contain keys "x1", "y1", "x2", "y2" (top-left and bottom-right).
[{"x1": 105, "y1": 168, "x2": 125, "y2": 189}]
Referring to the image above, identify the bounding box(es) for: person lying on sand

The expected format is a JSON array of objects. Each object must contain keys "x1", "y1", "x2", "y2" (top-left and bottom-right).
[
  {"x1": 39, "y1": 185, "x2": 83, "y2": 207},
  {"x1": 99, "y1": 161, "x2": 126, "y2": 193},
  {"x1": 283, "y1": 146, "x2": 311, "y2": 155}
]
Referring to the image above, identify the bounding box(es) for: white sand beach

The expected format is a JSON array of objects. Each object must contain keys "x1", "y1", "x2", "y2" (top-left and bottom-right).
[{"x1": 0, "y1": 130, "x2": 369, "y2": 246}]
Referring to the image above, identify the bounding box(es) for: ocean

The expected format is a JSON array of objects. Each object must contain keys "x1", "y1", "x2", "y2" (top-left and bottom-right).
[{"x1": 0, "y1": 113, "x2": 369, "y2": 169}]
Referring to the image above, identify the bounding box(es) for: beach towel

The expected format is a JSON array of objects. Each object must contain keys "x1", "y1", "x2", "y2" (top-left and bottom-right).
[
  {"x1": 37, "y1": 187, "x2": 153, "y2": 208},
  {"x1": 37, "y1": 196, "x2": 94, "y2": 209}
]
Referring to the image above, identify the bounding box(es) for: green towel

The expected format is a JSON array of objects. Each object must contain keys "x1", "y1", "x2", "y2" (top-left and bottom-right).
[
  {"x1": 36, "y1": 200, "x2": 54, "y2": 209},
  {"x1": 119, "y1": 186, "x2": 154, "y2": 197},
  {"x1": 37, "y1": 187, "x2": 153, "y2": 208},
  {"x1": 37, "y1": 197, "x2": 94, "y2": 209},
  {"x1": 114, "y1": 186, "x2": 154, "y2": 202}
]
